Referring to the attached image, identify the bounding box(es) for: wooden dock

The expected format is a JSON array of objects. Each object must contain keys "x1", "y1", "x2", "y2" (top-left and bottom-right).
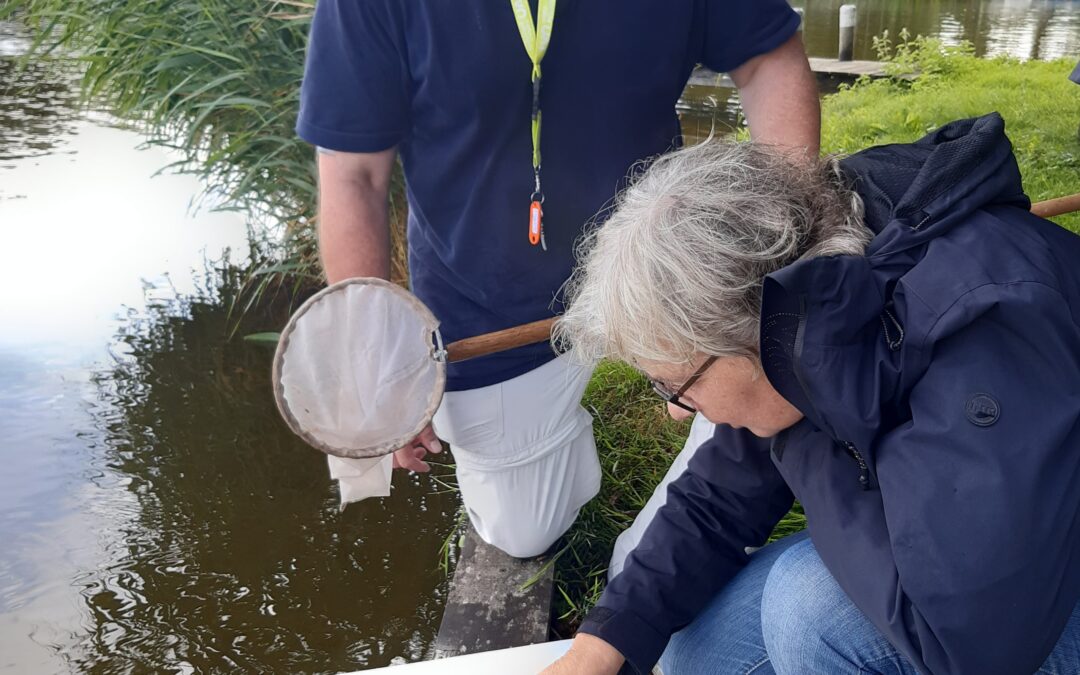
[
  {"x1": 688, "y1": 57, "x2": 888, "y2": 89},
  {"x1": 807, "y1": 57, "x2": 889, "y2": 77}
]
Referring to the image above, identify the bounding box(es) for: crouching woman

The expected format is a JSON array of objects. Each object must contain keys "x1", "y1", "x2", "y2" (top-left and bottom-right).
[{"x1": 545, "y1": 114, "x2": 1080, "y2": 675}]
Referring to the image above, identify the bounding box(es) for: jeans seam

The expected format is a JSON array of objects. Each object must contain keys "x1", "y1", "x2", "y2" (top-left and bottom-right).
[
  {"x1": 745, "y1": 655, "x2": 772, "y2": 674},
  {"x1": 859, "y1": 651, "x2": 913, "y2": 674}
]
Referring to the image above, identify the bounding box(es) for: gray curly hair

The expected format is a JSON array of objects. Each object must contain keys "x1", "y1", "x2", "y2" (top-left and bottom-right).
[{"x1": 553, "y1": 141, "x2": 870, "y2": 366}]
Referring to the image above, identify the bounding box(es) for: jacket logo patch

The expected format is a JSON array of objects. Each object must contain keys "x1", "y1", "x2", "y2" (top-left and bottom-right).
[{"x1": 965, "y1": 393, "x2": 1000, "y2": 427}]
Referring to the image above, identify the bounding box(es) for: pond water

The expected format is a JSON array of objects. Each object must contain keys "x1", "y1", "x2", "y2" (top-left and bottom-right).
[
  {"x1": 0, "y1": 21, "x2": 459, "y2": 674},
  {"x1": 1, "y1": 1, "x2": 1077, "y2": 673},
  {"x1": 801, "y1": 0, "x2": 1078, "y2": 62}
]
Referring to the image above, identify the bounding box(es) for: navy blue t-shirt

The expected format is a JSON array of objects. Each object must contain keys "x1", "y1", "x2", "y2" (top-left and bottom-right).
[{"x1": 297, "y1": 0, "x2": 799, "y2": 390}]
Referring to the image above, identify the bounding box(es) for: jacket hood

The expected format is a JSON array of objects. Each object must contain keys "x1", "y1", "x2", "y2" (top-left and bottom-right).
[
  {"x1": 840, "y1": 112, "x2": 1029, "y2": 255},
  {"x1": 759, "y1": 113, "x2": 1030, "y2": 443}
]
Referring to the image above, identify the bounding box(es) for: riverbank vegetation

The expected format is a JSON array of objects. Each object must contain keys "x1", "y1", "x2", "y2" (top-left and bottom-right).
[
  {"x1": 7, "y1": 0, "x2": 1077, "y2": 631},
  {"x1": 823, "y1": 31, "x2": 1079, "y2": 232}
]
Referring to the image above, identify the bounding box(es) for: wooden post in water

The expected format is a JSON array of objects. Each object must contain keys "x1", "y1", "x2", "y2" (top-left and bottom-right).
[{"x1": 838, "y1": 5, "x2": 857, "y2": 61}]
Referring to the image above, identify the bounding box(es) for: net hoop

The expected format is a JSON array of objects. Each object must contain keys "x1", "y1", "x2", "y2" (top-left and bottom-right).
[{"x1": 272, "y1": 277, "x2": 446, "y2": 459}]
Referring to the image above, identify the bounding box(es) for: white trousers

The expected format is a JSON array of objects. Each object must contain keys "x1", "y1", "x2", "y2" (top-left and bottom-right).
[
  {"x1": 432, "y1": 353, "x2": 602, "y2": 558},
  {"x1": 608, "y1": 413, "x2": 716, "y2": 579},
  {"x1": 328, "y1": 353, "x2": 714, "y2": 565}
]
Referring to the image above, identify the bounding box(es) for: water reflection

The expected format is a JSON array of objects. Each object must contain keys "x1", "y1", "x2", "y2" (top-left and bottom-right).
[
  {"x1": 2, "y1": 1, "x2": 1077, "y2": 671},
  {"x1": 680, "y1": 1, "x2": 1080, "y2": 142},
  {"x1": 0, "y1": 21, "x2": 81, "y2": 178},
  {"x1": 0, "y1": 17, "x2": 459, "y2": 672},
  {"x1": 57, "y1": 274, "x2": 458, "y2": 673},
  {"x1": 797, "y1": 0, "x2": 1080, "y2": 62},
  {"x1": 677, "y1": 84, "x2": 743, "y2": 143}
]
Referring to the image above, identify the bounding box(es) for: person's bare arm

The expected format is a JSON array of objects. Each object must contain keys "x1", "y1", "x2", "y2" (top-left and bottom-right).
[
  {"x1": 316, "y1": 146, "x2": 397, "y2": 283},
  {"x1": 539, "y1": 634, "x2": 624, "y2": 675},
  {"x1": 730, "y1": 32, "x2": 820, "y2": 160},
  {"x1": 316, "y1": 146, "x2": 442, "y2": 471}
]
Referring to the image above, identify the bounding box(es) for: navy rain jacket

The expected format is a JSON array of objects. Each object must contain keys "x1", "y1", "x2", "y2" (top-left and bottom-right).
[{"x1": 578, "y1": 114, "x2": 1080, "y2": 674}]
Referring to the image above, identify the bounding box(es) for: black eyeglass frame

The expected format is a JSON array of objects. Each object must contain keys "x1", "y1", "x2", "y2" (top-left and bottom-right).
[{"x1": 650, "y1": 355, "x2": 718, "y2": 413}]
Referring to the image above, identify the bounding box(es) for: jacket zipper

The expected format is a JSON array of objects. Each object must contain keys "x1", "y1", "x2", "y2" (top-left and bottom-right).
[
  {"x1": 787, "y1": 297, "x2": 872, "y2": 492},
  {"x1": 843, "y1": 441, "x2": 871, "y2": 491}
]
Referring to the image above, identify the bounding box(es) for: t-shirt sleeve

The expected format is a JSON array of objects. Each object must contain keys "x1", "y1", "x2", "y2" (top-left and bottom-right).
[
  {"x1": 700, "y1": 0, "x2": 801, "y2": 73},
  {"x1": 296, "y1": 0, "x2": 410, "y2": 152}
]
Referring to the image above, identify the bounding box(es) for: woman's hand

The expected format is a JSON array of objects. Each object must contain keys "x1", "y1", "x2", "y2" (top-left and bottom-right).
[{"x1": 540, "y1": 634, "x2": 625, "y2": 675}]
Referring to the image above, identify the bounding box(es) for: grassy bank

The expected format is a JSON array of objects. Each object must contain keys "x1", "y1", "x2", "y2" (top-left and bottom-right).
[
  {"x1": 553, "y1": 36, "x2": 1080, "y2": 626},
  {"x1": 822, "y1": 33, "x2": 1079, "y2": 232}
]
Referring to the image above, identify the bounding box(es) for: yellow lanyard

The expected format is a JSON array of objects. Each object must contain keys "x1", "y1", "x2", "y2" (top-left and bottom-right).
[{"x1": 509, "y1": 0, "x2": 556, "y2": 250}]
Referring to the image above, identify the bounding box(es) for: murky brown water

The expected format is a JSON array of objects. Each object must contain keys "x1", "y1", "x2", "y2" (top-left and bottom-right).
[
  {"x1": 0, "y1": 20, "x2": 460, "y2": 674},
  {"x1": 1, "y1": 2, "x2": 1077, "y2": 673}
]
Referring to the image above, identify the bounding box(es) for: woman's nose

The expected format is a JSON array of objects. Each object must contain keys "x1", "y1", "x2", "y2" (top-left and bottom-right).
[{"x1": 667, "y1": 401, "x2": 695, "y2": 422}]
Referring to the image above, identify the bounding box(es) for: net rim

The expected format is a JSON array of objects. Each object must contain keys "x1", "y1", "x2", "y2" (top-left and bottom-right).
[{"x1": 271, "y1": 277, "x2": 446, "y2": 459}]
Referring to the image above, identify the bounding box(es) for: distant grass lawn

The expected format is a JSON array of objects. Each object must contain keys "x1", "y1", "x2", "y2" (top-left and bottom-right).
[
  {"x1": 555, "y1": 36, "x2": 1080, "y2": 628},
  {"x1": 822, "y1": 34, "x2": 1079, "y2": 232}
]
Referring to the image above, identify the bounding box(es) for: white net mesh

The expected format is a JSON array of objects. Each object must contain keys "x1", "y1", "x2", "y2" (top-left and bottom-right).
[{"x1": 273, "y1": 278, "x2": 446, "y2": 459}]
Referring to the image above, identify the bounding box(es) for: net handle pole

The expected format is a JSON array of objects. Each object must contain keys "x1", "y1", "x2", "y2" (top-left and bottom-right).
[
  {"x1": 446, "y1": 317, "x2": 557, "y2": 363},
  {"x1": 1032, "y1": 193, "x2": 1080, "y2": 219}
]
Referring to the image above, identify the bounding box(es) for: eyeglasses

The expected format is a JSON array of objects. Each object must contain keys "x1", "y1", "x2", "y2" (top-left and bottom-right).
[{"x1": 650, "y1": 355, "x2": 718, "y2": 414}]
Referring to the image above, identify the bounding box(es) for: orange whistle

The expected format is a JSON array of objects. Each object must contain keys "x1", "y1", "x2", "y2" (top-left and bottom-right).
[{"x1": 529, "y1": 200, "x2": 543, "y2": 245}]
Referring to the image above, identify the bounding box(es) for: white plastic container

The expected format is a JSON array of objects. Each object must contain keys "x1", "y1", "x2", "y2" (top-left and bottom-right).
[{"x1": 348, "y1": 641, "x2": 573, "y2": 674}]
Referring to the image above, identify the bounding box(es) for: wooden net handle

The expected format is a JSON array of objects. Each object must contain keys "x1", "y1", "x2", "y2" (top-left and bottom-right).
[
  {"x1": 1032, "y1": 193, "x2": 1080, "y2": 219},
  {"x1": 445, "y1": 317, "x2": 557, "y2": 363}
]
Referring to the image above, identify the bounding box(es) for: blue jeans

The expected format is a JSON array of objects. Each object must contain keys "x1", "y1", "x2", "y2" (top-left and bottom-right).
[{"x1": 659, "y1": 531, "x2": 1080, "y2": 674}]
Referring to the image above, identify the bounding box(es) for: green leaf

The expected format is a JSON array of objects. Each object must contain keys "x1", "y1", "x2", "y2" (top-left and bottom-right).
[{"x1": 243, "y1": 332, "x2": 281, "y2": 344}]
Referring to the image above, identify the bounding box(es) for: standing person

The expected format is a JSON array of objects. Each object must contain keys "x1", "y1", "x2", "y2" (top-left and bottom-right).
[{"x1": 296, "y1": 1, "x2": 819, "y2": 558}]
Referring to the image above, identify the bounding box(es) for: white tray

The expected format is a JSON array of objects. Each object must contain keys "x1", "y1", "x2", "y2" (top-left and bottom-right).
[{"x1": 346, "y1": 641, "x2": 573, "y2": 674}]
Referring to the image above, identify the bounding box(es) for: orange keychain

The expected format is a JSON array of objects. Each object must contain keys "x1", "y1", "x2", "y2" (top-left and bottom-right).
[
  {"x1": 512, "y1": 0, "x2": 555, "y2": 252},
  {"x1": 529, "y1": 199, "x2": 543, "y2": 246}
]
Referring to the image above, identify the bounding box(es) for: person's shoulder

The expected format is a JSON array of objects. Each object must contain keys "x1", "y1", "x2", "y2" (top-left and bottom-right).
[{"x1": 900, "y1": 208, "x2": 1071, "y2": 323}]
